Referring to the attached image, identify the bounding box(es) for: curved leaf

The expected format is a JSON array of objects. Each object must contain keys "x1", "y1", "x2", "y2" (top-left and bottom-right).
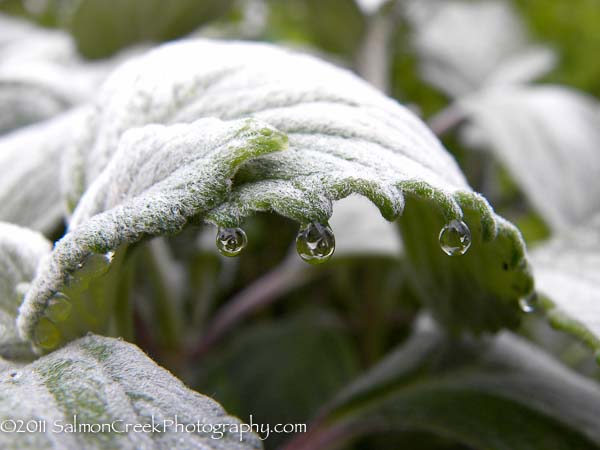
[
  {"x1": 293, "y1": 318, "x2": 600, "y2": 450},
  {"x1": 0, "y1": 223, "x2": 50, "y2": 359},
  {"x1": 0, "y1": 334, "x2": 262, "y2": 450},
  {"x1": 460, "y1": 86, "x2": 600, "y2": 231},
  {"x1": 18, "y1": 116, "x2": 287, "y2": 352},
  {"x1": 0, "y1": 14, "x2": 109, "y2": 133},
  {"x1": 407, "y1": 0, "x2": 555, "y2": 97},
  {"x1": 532, "y1": 213, "x2": 600, "y2": 353},
  {"x1": 21, "y1": 40, "x2": 531, "y2": 351},
  {"x1": 0, "y1": 109, "x2": 88, "y2": 233}
]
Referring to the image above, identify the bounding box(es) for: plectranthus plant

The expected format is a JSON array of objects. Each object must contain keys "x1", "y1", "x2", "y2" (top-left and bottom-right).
[{"x1": 0, "y1": 0, "x2": 599, "y2": 449}]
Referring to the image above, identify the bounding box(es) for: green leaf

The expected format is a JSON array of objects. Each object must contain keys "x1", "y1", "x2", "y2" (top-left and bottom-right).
[
  {"x1": 398, "y1": 191, "x2": 533, "y2": 333},
  {"x1": 197, "y1": 311, "x2": 359, "y2": 447},
  {"x1": 0, "y1": 223, "x2": 50, "y2": 359},
  {"x1": 304, "y1": 318, "x2": 600, "y2": 450},
  {"x1": 532, "y1": 213, "x2": 600, "y2": 354},
  {"x1": 68, "y1": 0, "x2": 234, "y2": 58},
  {"x1": 265, "y1": 0, "x2": 365, "y2": 59},
  {"x1": 23, "y1": 40, "x2": 531, "y2": 351},
  {"x1": 459, "y1": 86, "x2": 600, "y2": 232},
  {"x1": 0, "y1": 334, "x2": 262, "y2": 450}
]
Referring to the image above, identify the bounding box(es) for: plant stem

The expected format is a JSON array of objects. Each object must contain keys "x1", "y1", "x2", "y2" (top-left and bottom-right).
[
  {"x1": 355, "y1": 11, "x2": 393, "y2": 93},
  {"x1": 427, "y1": 103, "x2": 466, "y2": 137},
  {"x1": 187, "y1": 251, "x2": 315, "y2": 358}
]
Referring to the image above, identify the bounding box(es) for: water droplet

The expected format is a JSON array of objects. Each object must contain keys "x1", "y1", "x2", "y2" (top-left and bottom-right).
[
  {"x1": 45, "y1": 293, "x2": 72, "y2": 322},
  {"x1": 216, "y1": 227, "x2": 247, "y2": 257},
  {"x1": 519, "y1": 292, "x2": 538, "y2": 314},
  {"x1": 296, "y1": 222, "x2": 335, "y2": 265},
  {"x1": 439, "y1": 220, "x2": 472, "y2": 256},
  {"x1": 66, "y1": 252, "x2": 112, "y2": 288},
  {"x1": 104, "y1": 251, "x2": 115, "y2": 263},
  {"x1": 33, "y1": 317, "x2": 61, "y2": 350}
]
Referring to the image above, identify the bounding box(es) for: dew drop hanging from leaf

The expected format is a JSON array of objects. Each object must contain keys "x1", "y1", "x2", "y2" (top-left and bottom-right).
[
  {"x1": 33, "y1": 317, "x2": 61, "y2": 350},
  {"x1": 519, "y1": 292, "x2": 539, "y2": 314},
  {"x1": 216, "y1": 227, "x2": 248, "y2": 257},
  {"x1": 45, "y1": 293, "x2": 72, "y2": 322},
  {"x1": 296, "y1": 222, "x2": 335, "y2": 265},
  {"x1": 439, "y1": 220, "x2": 472, "y2": 256}
]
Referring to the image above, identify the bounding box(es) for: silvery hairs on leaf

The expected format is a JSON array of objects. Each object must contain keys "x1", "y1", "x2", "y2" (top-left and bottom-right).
[
  {"x1": 0, "y1": 13, "x2": 131, "y2": 134},
  {"x1": 0, "y1": 222, "x2": 50, "y2": 359},
  {"x1": 459, "y1": 86, "x2": 600, "y2": 232},
  {"x1": 532, "y1": 213, "x2": 600, "y2": 353},
  {"x1": 0, "y1": 108, "x2": 89, "y2": 233},
  {"x1": 0, "y1": 334, "x2": 262, "y2": 450},
  {"x1": 406, "y1": 0, "x2": 555, "y2": 97},
  {"x1": 18, "y1": 117, "x2": 288, "y2": 351},
  {"x1": 22, "y1": 39, "x2": 531, "y2": 350}
]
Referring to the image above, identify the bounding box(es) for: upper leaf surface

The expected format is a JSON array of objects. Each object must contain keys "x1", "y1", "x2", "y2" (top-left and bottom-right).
[
  {"x1": 0, "y1": 222, "x2": 50, "y2": 359},
  {"x1": 460, "y1": 86, "x2": 600, "y2": 232},
  {"x1": 313, "y1": 318, "x2": 600, "y2": 449},
  {"x1": 0, "y1": 109, "x2": 89, "y2": 233},
  {"x1": 531, "y1": 213, "x2": 600, "y2": 352},
  {"x1": 0, "y1": 13, "x2": 115, "y2": 133},
  {"x1": 0, "y1": 334, "x2": 262, "y2": 450},
  {"x1": 407, "y1": 0, "x2": 555, "y2": 97}
]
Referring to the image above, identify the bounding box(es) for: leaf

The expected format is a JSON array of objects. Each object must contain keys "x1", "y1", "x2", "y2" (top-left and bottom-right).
[
  {"x1": 68, "y1": 0, "x2": 234, "y2": 58},
  {"x1": 0, "y1": 109, "x2": 88, "y2": 233},
  {"x1": 197, "y1": 311, "x2": 359, "y2": 447},
  {"x1": 329, "y1": 195, "x2": 402, "y2": 258},
  {"x1": 0, "y1": 334, "x2": 262, "y2": 450},
  {"x1": 531, "y1": 213, "x2": 600, "y2": 354},
  {"x1": 0, "y1": 13, "x2": 112, "y2": 133},
  {"x1": 0, "y1": 223, "x2": 50, "y2": 359},
  {"x1": 459, "y1": 85, "x2": 600, "y2": 231},
  {"x1": 264, "y1": 0, "x2": 365, "y2": 59},
  {"x1": 22, "y1": 39, "x2": 532, "y2": 351},
  {"x1": 302, "y1": 318, "x2": 600, "y2": 450},
  {"x1": 18, "y1": 117, "x2": 287, "y2": 352},
  {"x1": 407, "y1": 0, "x2": 555, "y2": 97}
]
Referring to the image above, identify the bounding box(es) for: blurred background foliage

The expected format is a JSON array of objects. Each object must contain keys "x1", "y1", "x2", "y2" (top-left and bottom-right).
[{"x1": 2, "y1": 1, "x2": 600, "y2": 449}]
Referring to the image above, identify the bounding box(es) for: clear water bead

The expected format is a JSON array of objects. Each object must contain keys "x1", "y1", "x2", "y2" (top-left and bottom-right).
[
  {"x1": 46, "y1": 293, "x2": 72, "y2": 322},
  {"x1": 439, "y1": 220, "x2": 472, "y2": 256},
  {"x1": 33, "y1": 317, "x2": 61, "y2": 350},
  {"x1": 216, "y1": 227, "x2": 248, "y2": 257},
  {"x1": 67, "y1": 252, "x2": 113, "y2": 288},
  {"x1": 296, "y1": 222, "x2": 335, "y2": 265},
  {"x1": 519, "y1": 293, "x2": 538, "y2": 314}
]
